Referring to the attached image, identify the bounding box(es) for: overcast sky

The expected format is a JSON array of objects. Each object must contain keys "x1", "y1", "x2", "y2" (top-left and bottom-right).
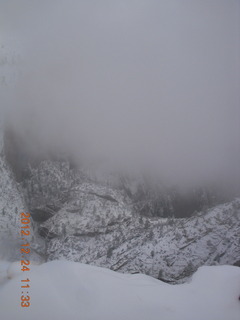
[{"x1": 1, "y1": 0, "x2": 240, "y2": 186}]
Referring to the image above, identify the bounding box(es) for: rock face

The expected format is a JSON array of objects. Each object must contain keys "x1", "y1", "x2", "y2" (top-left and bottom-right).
[
  {"x1": 0, "y1": 154, "x2": 26, "y2": 260},
  {"x1": 42, "y1": 195, "x2": 240, "y2": 283},
  {"x1": 0, "y1": 128, "x2": 25, "y2": 243},
  {"x1": 0, "y1": 128, "x2": 240, "y2": 282},
  {"x1": 0, "y1": 129, "x2": 43, "y2": 262}
]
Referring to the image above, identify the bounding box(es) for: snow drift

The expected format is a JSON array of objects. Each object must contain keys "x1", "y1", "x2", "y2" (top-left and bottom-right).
[{"x1": 0, "y1": 260, "x2": 239, "y2": 320}]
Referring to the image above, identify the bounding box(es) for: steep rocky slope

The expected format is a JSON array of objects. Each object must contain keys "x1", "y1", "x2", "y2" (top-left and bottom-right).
[
  {"x1": 0, "y1": 130, "x2": 25, "y2": 240},
  {"x1": 0, "y1": 129, "x2": 239, "y2": 282},
  {"x1": 42, "y1": 192, "x2": 240, "y2": 283},
  {"x1": 0, "y1": 130, "x2": 43, "y2": 262}
]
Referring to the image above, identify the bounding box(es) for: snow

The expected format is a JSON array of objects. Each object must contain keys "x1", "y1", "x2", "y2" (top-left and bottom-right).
[
  {"x1": 44, "y1": 199, "x2": 240, "y2": 281},
  {"x1": 0, "y1": 260, "x2": 239, "y2": 320},
  {"x1": 6, "y1": 261, "x2": 41, "y2": 280}
]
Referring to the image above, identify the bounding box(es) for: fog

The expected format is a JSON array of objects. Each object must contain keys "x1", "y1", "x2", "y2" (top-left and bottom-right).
[{"x1": 1, "y1": 0, "x2": 240, "y2": 187}]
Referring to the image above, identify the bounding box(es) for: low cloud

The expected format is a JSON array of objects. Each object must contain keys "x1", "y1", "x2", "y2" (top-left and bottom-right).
[{"x1": 1, "y1": 0, "x2": 240, "y2": 187}]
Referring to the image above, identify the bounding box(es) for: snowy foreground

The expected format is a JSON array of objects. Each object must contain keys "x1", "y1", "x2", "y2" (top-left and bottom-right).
[{"x1": 0, "y1": 260, "x2": 239, "y2": 320}]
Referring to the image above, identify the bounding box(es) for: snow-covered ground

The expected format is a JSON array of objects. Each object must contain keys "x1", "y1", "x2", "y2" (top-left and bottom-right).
[{"x1": 0, "y1": 260, "x2": 239, "y2": 320}]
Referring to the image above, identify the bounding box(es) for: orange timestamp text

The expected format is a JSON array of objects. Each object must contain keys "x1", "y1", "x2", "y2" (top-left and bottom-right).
[{"x1": 20, "y1": 212, "x2": 31, "y2": 308}]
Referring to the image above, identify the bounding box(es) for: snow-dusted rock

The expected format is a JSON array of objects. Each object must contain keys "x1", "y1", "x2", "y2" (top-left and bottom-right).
[
  {"x1": 43, "y1": 193, "x2": 240, "y2": 283},
  {"x1": 0, "y1": 128, "x2": 43, "y2": 262},
  {"x1": 0, "y1": 150, "x2": 26, "y2": 244},
  {"x1": 1, "y1": 130, "x2": 240, "y2": 282}
]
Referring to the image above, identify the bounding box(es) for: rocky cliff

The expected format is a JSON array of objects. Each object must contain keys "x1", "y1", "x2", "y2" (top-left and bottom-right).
[{"x1": 0, "y1": 129, "x2": 239, "y2": 282}]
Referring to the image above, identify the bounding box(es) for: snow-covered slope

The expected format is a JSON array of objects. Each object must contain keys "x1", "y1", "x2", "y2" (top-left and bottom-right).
[
  {"x1": 42, "y1": 190, "x2": 240, "y2": 282},
  {"x1": 1, "y1": 131, "x2": 239, "y2": 281},
  {"x1": 0, "y1": 129, "x2": 43, "y2": 262},
  {"x1": 0, "y1": 143, "x2": 26, "y2": 258},
  {"x1": 0, "y1": 260, "x2": 239, "y2": 320}
]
